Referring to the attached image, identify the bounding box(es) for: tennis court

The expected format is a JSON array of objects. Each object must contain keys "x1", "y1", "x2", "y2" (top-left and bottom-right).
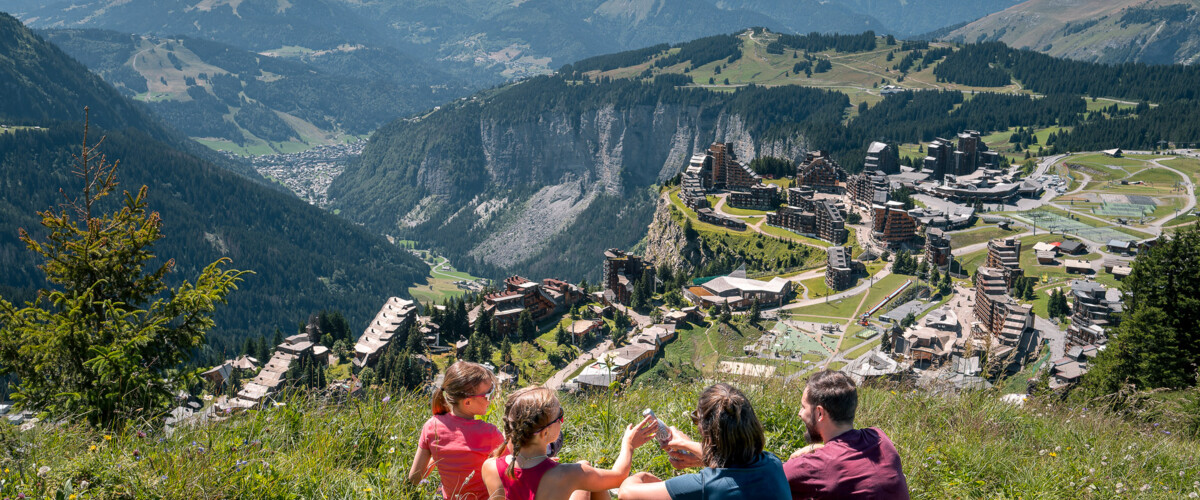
[
  {"x1": 1017, "y1": 209, "x2": 1138, "y2": 242},
  {"x1": 1093, "y1": 203, "x2": 1154, "y2": 217}
]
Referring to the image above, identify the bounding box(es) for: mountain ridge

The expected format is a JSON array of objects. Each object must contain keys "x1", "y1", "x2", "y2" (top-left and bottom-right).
[{"x1": 0, "y1": 12, "x2": 428, "y2": 349}]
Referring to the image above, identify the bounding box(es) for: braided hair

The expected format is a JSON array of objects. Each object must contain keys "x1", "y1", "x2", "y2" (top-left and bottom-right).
[{"x1": 491, "y1": 386, "x2": 559, "y2": 478}]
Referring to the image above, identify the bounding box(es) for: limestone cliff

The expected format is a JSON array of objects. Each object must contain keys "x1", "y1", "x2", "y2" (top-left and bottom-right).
[{"x1": 329, "y1": 77, "x2": 844, "y2": 280}]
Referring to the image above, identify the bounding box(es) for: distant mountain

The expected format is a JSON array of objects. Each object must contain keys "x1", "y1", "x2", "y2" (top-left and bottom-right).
[
  {"x1": 943, "y1": 0, "x2": 1200, "y2": 65},
  {"x1": 9, "y1": 0, "x2": 887, "y2": 85},
  {"x1": 0, "y1": 12, "x2": 427, "y2": 349},
  {"x1": 730, "y1": 0, "x2": 1023, "y2": 37},
  {"x1": 40, "y1": 29, "x2": 464, "y2": 152}
]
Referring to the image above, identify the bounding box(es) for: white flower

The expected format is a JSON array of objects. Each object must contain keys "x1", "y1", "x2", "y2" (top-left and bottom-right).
[
  {"x1": 388, "y1": 447, "x2": 395, "y2": 454},
  {"x1": 19, "y1": 422, "x2": 35, "y2": 432},
  {"x1": 1054, "y1": 446, "x2": 1061, "y2": 452},
  {"x1": 1140, "y1": 484, "x2": 1150, "y2": 492},
  {"x1": 1188, "y1": 492, "x2": 1198, "y2": 499},
  {"x1": 37, "y1": 466, "x2": 50, "y2": 477}
]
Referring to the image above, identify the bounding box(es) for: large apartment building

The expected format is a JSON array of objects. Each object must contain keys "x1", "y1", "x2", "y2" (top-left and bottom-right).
[
  {"x1": 1066, "y1": 281, "x2": 1123, "y2": 347},
  {"x1": 973, "y1": 267, "x2": 1036, "y2": 369},
  {"x1": 766, "y1": 196, "x2": 846, "y2": 244},
  {"x1": 825, "y1": 246, "x2": 857, "y2": 291},
  {"x1": 986, "y1": 237, "x2": 1024, "y2": 289},
  {"x1": 924, "y1": 131, "x2": 1000, "y2": 181},
  {"x1": 863, "y1": 141, "x2": 899, "y2": 175},
  {"x1": 727, "y1": 184, "x2": 780, "y2": 210},
  {"x1": 603, "y1": 248, "x2": 653, "y2": 305},
  {"x1": 796, "y1": 151, "x2": 846, "y2": 192},
  {"x1": 871, "y1": 201, "x2": 918, "y2": 246},
  {"x1": 847, "y1": 171, "x2": 889, "y2": 208},
  {"x1": 924, "y1": 227, "x2": 952, "y2": 270},
  {"x1": 471, "y1": 276, "x2": 584, "y2": 336}
]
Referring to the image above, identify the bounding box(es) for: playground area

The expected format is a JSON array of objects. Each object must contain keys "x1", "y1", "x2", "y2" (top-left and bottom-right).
[{"x1": 1016, "y1": 209, "x2": 1139, "y2": 242}]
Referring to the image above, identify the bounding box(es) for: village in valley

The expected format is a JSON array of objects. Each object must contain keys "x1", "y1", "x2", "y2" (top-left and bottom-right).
[{"x1": 176, "y1": 131, "x2": 1199, "y2": 425}]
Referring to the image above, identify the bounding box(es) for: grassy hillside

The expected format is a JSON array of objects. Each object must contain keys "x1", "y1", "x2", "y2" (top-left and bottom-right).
[
  {"x1": 944, "y1": 0, "x2": 1200, "y2": 65},
  {"x1": 5, "y1": 383, "x2": 1197, "y2": 498}
]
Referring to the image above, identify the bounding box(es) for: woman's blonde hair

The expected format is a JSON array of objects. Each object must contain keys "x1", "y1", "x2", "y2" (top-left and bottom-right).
[
  {"x1": 431, "y1": 361, "x2": 496, "y2": 415},
  {"x1": 491, "y1": 386, "x2": 560, "y2": 477}
]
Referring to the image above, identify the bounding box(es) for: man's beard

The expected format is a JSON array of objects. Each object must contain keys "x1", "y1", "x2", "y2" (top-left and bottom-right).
[{"x1": 804, "y1": 415, "x2": 821, "y2": 444}]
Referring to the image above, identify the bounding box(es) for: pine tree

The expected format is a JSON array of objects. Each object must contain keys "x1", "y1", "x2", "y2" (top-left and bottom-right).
[
  {"x1": 517, "y1": 310, "x2": 536, "y2": 342},
  {"x1": 474, "y1": 332, "x2": 493, "y2": 364},
  {"x1": 0, "y1": 118, "x2": 244, "y2": 426},
  {"x1": 555, "y1": 324, "x2": 571, "y2": 347},
  {"x1": 749, "y1": 299, "x2": 761, "y2": 325},
  {"x1": 501, "y1": 337, "x2": 513, "y2": 365}
]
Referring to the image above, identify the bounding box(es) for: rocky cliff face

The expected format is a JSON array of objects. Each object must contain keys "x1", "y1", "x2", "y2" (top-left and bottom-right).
[
  {"x1": 330, "y1": 79, "x2": 840, "y2": 280},
  {"x1": 643, "y1": 192, "x2": 706, "y2": 275}
]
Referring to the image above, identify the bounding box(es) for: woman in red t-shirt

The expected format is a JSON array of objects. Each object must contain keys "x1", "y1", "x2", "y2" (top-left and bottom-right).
[
  {"x1": 408, "y1": 361, "x2": 505, "y2": 500},
  {"x1": 480, "y1": 386, "x2": 657, "y2": 500}
]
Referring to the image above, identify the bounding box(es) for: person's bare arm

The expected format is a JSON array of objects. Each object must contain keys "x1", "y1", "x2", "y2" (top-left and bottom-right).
[
  {"x1": 665, "y1": 427, "x2": 704, "y2": 469},
  {"x1": 618, "y1": 472, "x2": 671, "y2": 500},
  {"x1": 406, "y1": 447, "x2": 433, "y2": 485},
  {"x1": 563, "y1": 415, "x2": 657, "y2": 491},
  {"x1": 481, "y1": 457, "x2": 505, "y2": 499}
]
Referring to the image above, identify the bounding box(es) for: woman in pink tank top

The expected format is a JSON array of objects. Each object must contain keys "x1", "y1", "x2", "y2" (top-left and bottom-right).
[{"x1": 481, "y1": 386, "x2": 657, "y2": 500}]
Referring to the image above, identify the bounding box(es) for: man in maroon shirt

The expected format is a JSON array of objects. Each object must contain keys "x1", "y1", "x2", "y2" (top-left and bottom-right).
[{"x1": 783, "y1": 370, "x2": 909, "y2": 499}]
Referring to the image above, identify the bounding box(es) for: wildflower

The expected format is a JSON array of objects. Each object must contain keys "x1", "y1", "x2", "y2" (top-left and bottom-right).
[
  {"x1": 1049, "y1": 452, "x2": 1056, "y2": 457},
  {"x1": 37, "y1": 466, "x2": 50, "y2": 477},
  {"x1": 1189, "y1": 493, "x2": 1198, "y2": 499},
  {"x1": 382, "y1": 396, "x2": 391, "y2": 403},
  {"x1": 1054, "y1": 446, "x2": 1061, "y2": 452},
  {"x1": 104, "y1": 435, "x2": 112, "y2": 441},
  {"x1": 89, "y1": 444, "x2": 97, "y2": 452},
  {"x1": 389, "y1": 435, "x2": 397, "y2": 441},
  {"x1": 1141, "y1": 484, "x2": 1150, "y2": 492},
  {"x1": 1039, "y1": 449, "x2": 1047, "y2": 456},
  {"x1": 388, "y1": 447, "x2": 395, "y2": 454},
  {"x1": 69, "y1": 495, "x2": 76, "y2": 500},
  {"x1": 364, "y1": 488, "x2": 373, "y2": 492},
  {"x1": 80, "y1": 480, "x2": 88, "y2": 489},
  {"x1": 137, "y1": 431, "x2": 146, "y2": 438}
]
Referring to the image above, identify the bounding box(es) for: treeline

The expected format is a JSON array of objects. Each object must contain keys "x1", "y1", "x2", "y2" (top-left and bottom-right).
[
  {"x1": 932, "y1": 48, "x2": 1011, "y2": 86},
  {"x1": 765, "y1": 31, "x2": 876, "y2": 54},
  {"x1": 560, "y1": 43, "x2": 669, "y2": 74},
  {"x1": 1051, "y1": 100, "x2": 1200, "y2": 150},
  {"x1": 1118, "y1": 4, "x2": 1192, "y2": 26},
  {"x1": 942, "y1": 42, "x2": 1200, "y2": 102},
  {"x1": 748, "y1": 156, "x2": 793, "y2": 178},
  {"x1": 654, "y1": 34, "x2": 742, "y2": 69}
]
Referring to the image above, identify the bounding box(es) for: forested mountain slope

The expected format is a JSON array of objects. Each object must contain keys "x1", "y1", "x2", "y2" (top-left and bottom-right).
[
  {"x1": 944, "y1": 0, "x2": 1200, "y2": 65},
  {"x1": 0, "y1": 13, "x2": 427, "y2": 351},
  {"x1": 40, "y1": 29, "x2": 462, "y2": 152}
]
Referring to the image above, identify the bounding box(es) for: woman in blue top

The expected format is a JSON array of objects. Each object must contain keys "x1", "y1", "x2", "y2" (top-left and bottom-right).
[{"x1": 618, "y1": 383, "x2": 790, "y2": 500}]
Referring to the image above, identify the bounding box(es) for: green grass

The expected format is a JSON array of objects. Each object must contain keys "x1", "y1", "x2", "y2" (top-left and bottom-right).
[
  {"x1": 7, "y1": 378, "x2": 1200, "y2": 498},
  {"x1": 843, "y1": 338, "x2": 881, "y2": 360},
  {"x1": 801, "y1": 275, "x2": 833, "y2": 299},
  {"x1": 1161, "y1": 157, "x2": 1200, "y2": 182},
  {"x1": 718, "y1": 204, "x2": 773, "y2": 217},
  {"x1": 947, "y1": 225, "x2": 1017, "y2": 249},
  {"x1": 1127, "y1": 167, "x2": 1184, "y2": 185}
]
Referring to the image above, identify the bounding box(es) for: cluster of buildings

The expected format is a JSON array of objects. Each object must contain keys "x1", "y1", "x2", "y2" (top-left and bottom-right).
[
  {"x1": 468, "y1": 276, "x2": 585, "y2": 336},
  {"x1": 924, "y1": 131, "x2": 1000, "y2": 181},
  {"x1": 570, "y1": 323, "x2": 681, "y2": 390},
  {"x1": 207, "y1": 317, "x2": 339, "y2": 411},
  {"x1": 765, "y1": 187, "x2": 848, "y2": 244}
]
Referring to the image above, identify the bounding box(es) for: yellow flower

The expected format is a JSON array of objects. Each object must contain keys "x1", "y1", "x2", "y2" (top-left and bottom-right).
[
  {"x1": 89, "y1": 445, "x2": 97, "y2": 452},
  {"x1": 103, "y1": 435, "x2": 112, "y2": 441},
  {"x1": 1049, "y1": 452, "x2": 1057, "y2": 457},
  {"x1": 69, "y1": 495, "x2": 77, "y2": 500},
  {"x1": 364, "y1": 488, "x2": 373, "y2": 492}
]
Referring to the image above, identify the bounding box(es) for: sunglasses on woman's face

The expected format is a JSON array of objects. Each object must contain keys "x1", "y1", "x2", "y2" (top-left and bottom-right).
[
  {"x1": 536, "y1": 407, "x2": 565, "y2": 434},
  {"x1": 470, "y1": 385, "x2": 495, "y2": 401}
]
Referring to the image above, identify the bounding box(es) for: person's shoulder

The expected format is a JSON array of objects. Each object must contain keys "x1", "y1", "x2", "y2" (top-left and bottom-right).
[
  {"x1": 862, "y1": 427, "x2": 892, "y2": 444},
  {"x1": 759, "y1": 452, "x2": 785, "y2": 467},
  {"x1": 663, "y1": 472, "x2": 704, "y2": 499}
]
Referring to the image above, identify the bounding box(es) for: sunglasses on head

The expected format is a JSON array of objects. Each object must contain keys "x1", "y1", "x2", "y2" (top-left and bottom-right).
[{"x1": 535, "y1": 407, "x2": 565, "y2": 434}]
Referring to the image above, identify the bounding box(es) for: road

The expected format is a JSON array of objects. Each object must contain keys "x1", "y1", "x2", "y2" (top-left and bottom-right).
[{"x1": 543, "y1": 339, "x2": 613, "y2": 391}]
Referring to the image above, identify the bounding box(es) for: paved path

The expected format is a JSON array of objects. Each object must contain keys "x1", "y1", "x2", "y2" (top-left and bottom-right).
[
  {"x1": 778, "y1": 268, "x2": 893, "y2": 311},
  {"x1": 543, "y1": 339, "x2": 613, "y2": 391}
]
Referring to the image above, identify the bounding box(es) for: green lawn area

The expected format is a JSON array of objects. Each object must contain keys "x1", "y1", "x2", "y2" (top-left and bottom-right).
[
  {"x1": 947, "y1": 225, "x2": 1018, "y2": 249},
  {"x1": 802, "y1": 275, "x2": 833, "y2": 298},
  {"x1": 1127, "y1": 167, "x2": 1184, "y2": 185},
  {"x1": 790, "y1": 296, "x2": 863, "y2": 320},
  {"x1": 1161, "y1": 157, "x2": 1200, "y2": 182},
  {"x1": 745, "y1": 216, "x2": 763, "y2": 226},
  {"x1": 719, "y1": 203, "x2": 774, "y2": 216},
  {"x1": 1068, "y1": 152, "x2": 1148, "y2": 169},
  {"x1": 763, "y1": 178, "x2": 793, "y2": 189},
  {"x1": 787, "y1": 314, "x2": 854, "y2": 323},
  {"x1": 859, "y1": 274, "x2": 915, "y2": 318},
  {"x1": 759, "y1": 223, "x2": 840, "y2": 248},
  {"x1": 843, "y1": 338, "x2": 882, "y2": 360}
]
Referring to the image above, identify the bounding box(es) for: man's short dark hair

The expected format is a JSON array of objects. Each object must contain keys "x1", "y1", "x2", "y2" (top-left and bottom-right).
[{"x1": 805, "y1": 370, "x2": 857, "y2": 424}]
